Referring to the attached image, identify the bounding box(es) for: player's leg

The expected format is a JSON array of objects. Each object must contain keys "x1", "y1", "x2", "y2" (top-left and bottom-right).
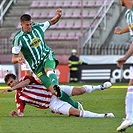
[
  {"x1": 70, "y1": 82, "x2": 112, "y2": 96},
  {"x1": 44, "y1": 55, "x2": 61, "y2": 97},
  {"x1": 128, "y1": 66, "x2": 133, "y2": 86},
  {"x1": 125, "y1": 66, "x2": 133, "y2": 123},
  {"x1": 126, "y1": 86, "x2": 133, "y2": 122},
  {"x1": 44, "y1": 60, "x2": 58, "y2": 86},
  {"x1": 125, "y1": 86, "x2": 133, "y2": 122},
  {"x1": 54, "y1": 101, "x2": 114, "y2": 118},
  {"x1": 117, "y1": 66, "x2": 133, "y2": 132},
  {"x1": 50, "y1": 95, "x2": 114, "y2": 118},
  {"x1": 117, "y1": 85, "x2": 133, "y2": 132},
  {"x1": 35, "y1": 72, "x2": 79, "y2": 108},
  {"x1": 33, "y1": 65, "x2": 58, "y2": 95},
  {"x1": 69, "y1": 107, "x2": 114, "y2": 118},
  {"x1": 55, "y1": 85, "x2": 83, "y2": 110},
  {"x1": 60, "y1": 84, "x2": 112, "y2": 112},
  {"x1": 59, "y1": 91, "x2": 79, "y2": 109}
]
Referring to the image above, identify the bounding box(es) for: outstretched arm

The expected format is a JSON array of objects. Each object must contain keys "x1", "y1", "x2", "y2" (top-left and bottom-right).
[
  {"x1": 114, "y1": 25, "x2": 129, "y2": 34},
  {"x1": 49, "y1": 8, "x2": 62, "y2": 25},
  {"x1": 2, "y1": 79, "x2": 30, "y2": 93}
]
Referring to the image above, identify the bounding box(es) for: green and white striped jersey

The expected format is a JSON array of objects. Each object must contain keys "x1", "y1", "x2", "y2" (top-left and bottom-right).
[
  {"x1": 125, "y1": 9, "x2": 133, "y2": 36},
  {"x1": 12, "y1": 21, "x2": 52, "y2": 70}
]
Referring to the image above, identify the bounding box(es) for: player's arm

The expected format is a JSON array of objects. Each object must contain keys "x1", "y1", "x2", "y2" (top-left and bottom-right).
[
  {"x1": 12, "y1": 39, "x2": 24, "y2": 64},
  {"x1": 10, "y1": 108, "x2": 24, "y2": 117},
  {"x1": 49, "y1": 8, "x2": 62, "y2": 25},
  {"x1": 117, "y1": 43, "x2": 133, "y2": 68},
  {"x1": 10, "y1": 110, "x2": 24, "y2": 117},
  {"x1": 10, "y1": 100, "x2": 26, "y2": 117},
  {"x1": 8, "y1": 76, "x2": 37, "y2": 92},
  {"x1": 10, "y1": 85, "x2": 26, "y2": 117},
  {"x1": 12, "y1": 54, "x2": 25, "y2": 64},
  {"x1": 2, "y1": 79, "x2": 30, "y2": 93},
  {"x1": 114, "y1": 25, "x2": 129, "y2": 34},
  {"x1": 11, "y1": 79, "x2": 30, "y2": 90}
]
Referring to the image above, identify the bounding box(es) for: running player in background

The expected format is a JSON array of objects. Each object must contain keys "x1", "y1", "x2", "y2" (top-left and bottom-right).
[
  {"x1": 2, "y1": 73, "x2": 114, "y2": 118},
  {"x1": 11, "y1": 8, "x2": 62, "y2": 98},
  {"x1": 114, "y1": 0, "x2": 133, "y2": 132}
]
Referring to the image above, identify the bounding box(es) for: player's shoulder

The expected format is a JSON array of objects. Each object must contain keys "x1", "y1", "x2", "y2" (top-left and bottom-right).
[
  {"x1": 32, "y1": 22, "x2": 43, "y2": 27},
  {"x1": 32, "y1": 22, "x2": 39, "y2": 26},
  {"x1": 32, "y1": 21, "x2": 50, "y2": 28},
  {"x1": 13, "y1": 30, "x2": 24, "y2": 40}
]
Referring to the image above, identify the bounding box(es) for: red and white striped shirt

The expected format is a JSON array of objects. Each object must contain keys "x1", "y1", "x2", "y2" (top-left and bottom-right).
[{"x1": 15, "y1": 76, "x2": 52, "y2": 114}]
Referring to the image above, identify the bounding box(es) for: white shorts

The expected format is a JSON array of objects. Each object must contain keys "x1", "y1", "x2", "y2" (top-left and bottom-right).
[
  {"x1": 130, "y1": 66, "x2": 133, "y2": 79},
  {"x1": 21, "y1": 60, "x2": 31, "y2": 71},
  {"x1": 60, "y1": 85, "x2": 74, "y2": 96},
  {"x1": 49, "y1": 95, "x2": 72, "y2": 115},
  {"x1": 49, "y1": 85, "x2": 74, "y2": 115}
]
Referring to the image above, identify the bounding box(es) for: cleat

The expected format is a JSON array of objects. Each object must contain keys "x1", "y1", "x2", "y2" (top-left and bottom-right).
[
  {"x1": 104, "y1": 113, "x2": 115, "y2": 118},
  {"x1": 53, "y1": 85, "x2": 61, "y2": 98},
  {"x1": 100, "y1": 81, "x2": 112, "y2": 90},
  {"x1": 78, "y1": 102, "x2": 84, "y2": 111},
  {"x1": 117, "y1": 119, "x2": 133, "y2": 132}
]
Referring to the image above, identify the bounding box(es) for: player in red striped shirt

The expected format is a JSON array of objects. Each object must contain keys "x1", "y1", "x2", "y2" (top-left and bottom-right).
[{"x1": 3, "y1": 73, "x2": 114, "y2": 118}]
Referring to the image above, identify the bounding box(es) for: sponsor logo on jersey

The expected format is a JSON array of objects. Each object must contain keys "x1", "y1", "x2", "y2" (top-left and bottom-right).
[
  {"x1": 30, "y1": 38, "x2": 41, "y2": 48},
  {"x1": 37, "y1": 72, "x2": 43, "y2": 77}
]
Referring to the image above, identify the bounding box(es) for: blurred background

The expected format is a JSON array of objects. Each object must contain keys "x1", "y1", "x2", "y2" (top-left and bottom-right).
[{"x1": 0, "y1": 0, "x2": 132, "y2": 84}]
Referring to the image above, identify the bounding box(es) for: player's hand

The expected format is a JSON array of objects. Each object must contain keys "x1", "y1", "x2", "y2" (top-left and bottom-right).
[
  {"x1": 114, "y1": 27, "x2": 122, "y2": 34},
  {"x1": 117, "y1": 57, "x2": 126, "y2": 68},
  {"x1": 2, "y1": 88, "x2": 13, "y2": 93},
  {"x1": 17, "y1": 57, "x2": 25, "y2": 65},
  {"x1": 56, "y1": 8, "x2": 62, "y2": 17},
  {"x1": 10, "y1": 110, "x2": 18, "y2": 117}
]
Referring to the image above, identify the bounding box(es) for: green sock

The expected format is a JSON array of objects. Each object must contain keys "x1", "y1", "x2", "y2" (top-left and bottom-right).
[
  {"x1": 59, "y1": 91, "x2": 78, "y2": 109},
  {"x1": 49, "y1": 73, "x2": 58, "y2": 86}
]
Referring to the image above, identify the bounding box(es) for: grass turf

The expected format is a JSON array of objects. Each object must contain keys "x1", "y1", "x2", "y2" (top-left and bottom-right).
[{"x1": 0, "y1": 82, "x2": 133, "y2": 133}]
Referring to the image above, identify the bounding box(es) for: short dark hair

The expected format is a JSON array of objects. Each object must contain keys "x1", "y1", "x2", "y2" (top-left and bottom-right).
[
  {"x1": 20, "y1": 14, "x2": 31, "y2": 22},
  {"x1": 4, "y1": 73, "x2": 16, "y2": 83}
]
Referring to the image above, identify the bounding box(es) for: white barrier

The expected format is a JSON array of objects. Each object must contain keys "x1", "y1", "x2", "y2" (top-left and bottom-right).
[{"x1": 0, "y1": 64, "x2": 16, "y2": 83}]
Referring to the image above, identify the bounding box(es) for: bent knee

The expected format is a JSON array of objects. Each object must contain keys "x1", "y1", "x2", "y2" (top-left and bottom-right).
[{"x1": 69, "y1": 107, "x2": 80, "y2": 117}]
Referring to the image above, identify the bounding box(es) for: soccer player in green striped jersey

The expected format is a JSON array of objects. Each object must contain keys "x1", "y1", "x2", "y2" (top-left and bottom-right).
[{"x1": 11, "y1": 8, "x2": 62, "y2": 97}]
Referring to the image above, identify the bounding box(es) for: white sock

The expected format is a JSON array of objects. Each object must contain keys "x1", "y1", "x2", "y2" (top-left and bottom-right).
[
  {"x1": 82, "y1": 85, "x2": 101, "y2": 93},
  {"x1": 125, "y1": 86, "x2": 133, "y2": 122},
  {"x1": 80, "y1": 110, "x2": 105, "y2": 118}
]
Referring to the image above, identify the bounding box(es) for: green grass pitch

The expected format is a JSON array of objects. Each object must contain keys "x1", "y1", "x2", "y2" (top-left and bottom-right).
[{"x1": 0, "y1": 82, "x2": 133, "y2": 133}]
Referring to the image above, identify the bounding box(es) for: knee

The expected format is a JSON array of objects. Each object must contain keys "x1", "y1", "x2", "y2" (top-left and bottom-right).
[
  {"x1": 80, "y1": 87, "x2": 86, "y2": 94},
  {"x1": 46, "y1": 69, "x2": 54, "y2": 77},
  {"x1": 72, "y1": 87, "x2": 85, "y2": 95},
  {"x1": 69, "y1": 107, "x2": 80, "y2": 117}
]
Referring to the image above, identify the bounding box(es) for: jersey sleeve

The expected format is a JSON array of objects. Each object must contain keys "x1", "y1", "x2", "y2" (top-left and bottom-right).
[
  {"x1": 12, "y1": 34, "x2": 22, "y2": 54},
  {"x1": 12, "y1": 45, "x2": 22, "y2": 54},
  {"x1": 37, "y1": 21, "x2": 50, "y2": 32}
]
